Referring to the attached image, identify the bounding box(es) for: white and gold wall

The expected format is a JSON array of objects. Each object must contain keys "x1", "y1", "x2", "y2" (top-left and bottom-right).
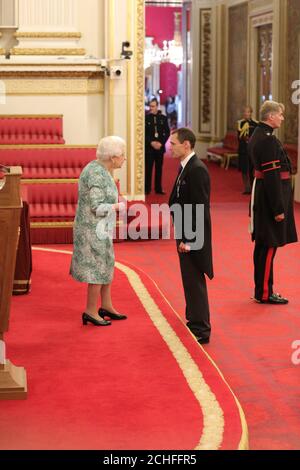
[{"x1": 0, "y1": 0, "x2": 145, "y2": 198}]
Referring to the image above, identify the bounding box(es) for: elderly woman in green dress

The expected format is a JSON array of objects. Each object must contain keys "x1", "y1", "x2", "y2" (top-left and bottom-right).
[{"x1": 70, "y1": 136, "x2": 127, "y2": 326}]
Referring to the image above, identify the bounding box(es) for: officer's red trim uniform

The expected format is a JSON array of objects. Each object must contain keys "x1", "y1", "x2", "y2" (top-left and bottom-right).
[{"x1": 248, "y1": 122, "x2": 298, "y2": 303}]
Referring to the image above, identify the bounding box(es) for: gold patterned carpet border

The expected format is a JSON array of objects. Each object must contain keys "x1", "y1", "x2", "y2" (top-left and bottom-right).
[{"x1": 32, "y1": 246, "x2": 248, "y2": 450}]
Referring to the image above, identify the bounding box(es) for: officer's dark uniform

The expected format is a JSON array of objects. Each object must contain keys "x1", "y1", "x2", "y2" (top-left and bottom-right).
[
  {"x1": 145, "y1": 110, "x2": 170, "y2": 194},
  {"x1": 248, "y1": 122, "x2": 298, "y2": 302},
  {"x1": 237, "y1": 118, "x2": 258, "y2": 190}
]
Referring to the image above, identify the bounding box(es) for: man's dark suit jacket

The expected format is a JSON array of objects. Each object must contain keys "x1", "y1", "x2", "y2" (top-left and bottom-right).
[{"x1": 169, "y1": 154, "x2": 213, "y2": 280}]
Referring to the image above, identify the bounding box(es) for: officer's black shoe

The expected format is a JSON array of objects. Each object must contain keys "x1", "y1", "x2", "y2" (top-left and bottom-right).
[{"x1": 255, "y1": 293, "x2": 289, "y2": 304}]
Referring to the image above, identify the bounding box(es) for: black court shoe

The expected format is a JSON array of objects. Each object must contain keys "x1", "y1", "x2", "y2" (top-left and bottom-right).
[
  {"x1": 98, "y1": 308, "x2": 127, "y2": 320},
  {"x1": 82, "y1": 312, "x2": 111, "y2": 326}
]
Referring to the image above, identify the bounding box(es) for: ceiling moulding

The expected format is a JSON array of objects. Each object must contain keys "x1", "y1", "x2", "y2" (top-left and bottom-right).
[
  {"x1": 145, "y1": 1, "x2": 183, "y2": 6},
  {"x1": 10, "y1": 48, "x2": 86, "y2": 56},
  {"x1": 249, "y1": 0, "x2": 273, "y2": 16},
  {"x1": 227, "y1": 0, "x2": 249, "y2": 7},
  {"x1": 14, "y1": 32, "x2": 82, "y2": 39}
]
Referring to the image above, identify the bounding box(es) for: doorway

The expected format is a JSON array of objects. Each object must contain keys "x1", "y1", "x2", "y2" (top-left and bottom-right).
[{"x1": 144, "y1": 0, "x2": 192, "y2": 130}]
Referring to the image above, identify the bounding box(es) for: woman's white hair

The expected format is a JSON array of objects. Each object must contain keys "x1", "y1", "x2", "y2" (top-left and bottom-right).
[{"x1": 96, "y1": 136, "x2": 126, "y2": 161}]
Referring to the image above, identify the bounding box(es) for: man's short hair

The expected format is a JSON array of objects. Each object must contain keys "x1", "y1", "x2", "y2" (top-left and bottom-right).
[
  {"x1": 172, "y1": 128, "x2": 196, "y2": 149},
  {"x1": 260, "y1": 100, "x2": 285, "y2": 121},
  {"x1": 150, "y1": 98, "x2": 158, "y2": 105}
]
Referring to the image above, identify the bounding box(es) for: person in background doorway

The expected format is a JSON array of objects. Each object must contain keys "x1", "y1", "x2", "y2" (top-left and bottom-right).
[
  {"x1": 237, "y1": 105, "x2": 258, "y2": 194},
  {"x1": 145, "y1": 98, "x2": 170, "y2": 195}
]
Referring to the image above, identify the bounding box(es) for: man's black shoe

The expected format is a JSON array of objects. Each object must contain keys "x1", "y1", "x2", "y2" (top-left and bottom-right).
[
  {"x1": 188, "y1": 327, "x2": 210, "y2": 344},
  {"x1": 254, "y1": 293, "x2": 289, "y2": 304},
  {"x1": 196, "y1": 336, "x2": 210, "y2": 344}
]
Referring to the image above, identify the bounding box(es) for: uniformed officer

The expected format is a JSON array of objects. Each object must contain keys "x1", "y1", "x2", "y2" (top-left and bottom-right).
[
  {"x1": 248, "y1": 100, "x2": 298, "y2": 304},
  {"x1": 145, "y1": 98, "x2": 170, "y2": 195},
  {"x1": 237, "y1": 106, "x2": 258, "y2": 194}
]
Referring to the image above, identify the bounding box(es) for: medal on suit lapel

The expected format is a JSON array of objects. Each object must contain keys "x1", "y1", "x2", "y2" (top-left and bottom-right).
[{"x1": 154, "y1": 116, "x2": 159, "y2": 138}]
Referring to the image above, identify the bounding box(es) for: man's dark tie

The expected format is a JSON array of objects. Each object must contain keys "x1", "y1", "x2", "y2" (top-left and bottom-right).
[{"x1": 176, "y1": 164, "x2": 183, "y2": 185}]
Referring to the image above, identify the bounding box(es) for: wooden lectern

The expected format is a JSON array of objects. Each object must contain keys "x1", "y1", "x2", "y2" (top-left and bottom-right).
[{"x1": 0, "y1": 166, "x2": 27, "y2": 399}]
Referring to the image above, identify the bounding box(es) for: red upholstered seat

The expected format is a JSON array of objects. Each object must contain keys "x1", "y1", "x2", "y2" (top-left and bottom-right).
[
  {"x1": 207, "y1": 132, "x2": 238, "y2": 169},
  {"x1": 0, "y1": 115, "x2": 65, "y2": 145},
  {"x1": 284, "y1": 144, "x2": 298, "y2": 172},
  {"x1": 25, "y1": 183, "x2": 78, "y2": 219},
  {"x1": 0, "y1": 145, "x2": 98, "y2": 243},
  {"x1": 22, "y1": 182, "x2": 79, "y2": 243},
  {"x1": 0, "y1": 146, "x2": 96, "y2": 179},
  {"x1": 207, "y1": 132, "x2": 238, "y2": 156}
]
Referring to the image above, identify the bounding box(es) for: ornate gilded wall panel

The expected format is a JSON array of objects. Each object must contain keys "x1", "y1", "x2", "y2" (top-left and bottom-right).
[
  {"x1": 227, "y1": 3, "x2": 248, "y2": 131},
  {"x1": 199, "y1": 9, "x2": 212, "y2": 135},
  {"x1": 286, "y1": 0, "x2": 300, "y2": 144},
  {"x1": 134, "y1": 0, "x2": 145, "y2": 196}
]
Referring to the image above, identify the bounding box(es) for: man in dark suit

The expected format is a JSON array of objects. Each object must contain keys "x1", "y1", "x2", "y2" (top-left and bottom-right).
[
  {"x1": 248, "y1": 100, "x2": 297, "y2": 304},
  {"x1": 168, "y1": 128, "x2": 213, "y2": 344},
  {"x1": 145, "y1": 98, "x2": 170, "y2": 195}
]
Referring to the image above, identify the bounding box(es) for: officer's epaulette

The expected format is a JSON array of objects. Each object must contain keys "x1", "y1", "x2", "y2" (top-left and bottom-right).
[
  {"x1": 264, "y1": 129, "x2": 274, "y2": 137},
  {"x1": 237, "y1": 119, "x2": 244, "y2": 131}
]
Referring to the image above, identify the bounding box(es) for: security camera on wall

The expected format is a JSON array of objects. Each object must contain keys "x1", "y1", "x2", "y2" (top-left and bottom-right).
[
  {"x1": 109, "y1": 66, "x2": 124, "y2": 79},
  {"x1": 121, "y1": 41, "x2": 133, "y2": 60}
]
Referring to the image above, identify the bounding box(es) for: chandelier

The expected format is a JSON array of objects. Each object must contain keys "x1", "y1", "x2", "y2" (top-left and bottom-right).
[
  {"x1": 160, "y1": 39, "x2": 183, "y2": 68},
  {"x1": 144, "y1": 37, "x2": 162, "y2": 69},
  {"x1": 144, "y1": 12, "x2": 183, "y2": 69}
]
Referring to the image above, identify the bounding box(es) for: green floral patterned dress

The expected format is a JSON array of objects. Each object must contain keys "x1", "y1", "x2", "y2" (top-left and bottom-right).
[{"x1": 70, "y1": 160, "x2": 118, "y2": 284}]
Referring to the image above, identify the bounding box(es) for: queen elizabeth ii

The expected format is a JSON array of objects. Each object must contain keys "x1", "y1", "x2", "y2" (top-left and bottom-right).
[{"x1": 70, "y1": 136, "x2": 127, "y2": 326}]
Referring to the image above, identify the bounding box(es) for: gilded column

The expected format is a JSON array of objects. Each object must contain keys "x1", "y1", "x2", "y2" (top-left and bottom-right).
[
  {"x1": 210, "y1": 1, "x2": 228, "y2": 142},
  {"x1": 192, "y1": 0, "x2": 212, "y2": 142},
  {"x1": 272, "y1": 0, "x2": 288, "y2": 141},
  {"x1": 132, "y1": 0, "x2": 145, "y2": 198},
  {"x1": 104, "y1": 0, "x2": 144, "y2": 199},
  {"x1": 192, "y1": 0, "x2": 227, "y2": 145}
]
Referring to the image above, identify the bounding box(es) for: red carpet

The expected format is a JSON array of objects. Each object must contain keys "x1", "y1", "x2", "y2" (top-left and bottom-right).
[
  {"x1": 1, "y1": 248, "x2": 246, "y2": 450},
  {"x1": 122, "y1": 155, "x2": 300, "y2": 450},
  {"x1": 3, "y1": 155, "x2": 300, "y2": 449}
]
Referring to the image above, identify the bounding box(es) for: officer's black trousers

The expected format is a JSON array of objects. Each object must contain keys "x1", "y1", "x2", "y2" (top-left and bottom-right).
[
  {"x1": 145, "y1": 150, "x2": 164, "y2": 193},
  {"x1": 253, "y1": 243, "x2": 277, "y2": 301}
]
